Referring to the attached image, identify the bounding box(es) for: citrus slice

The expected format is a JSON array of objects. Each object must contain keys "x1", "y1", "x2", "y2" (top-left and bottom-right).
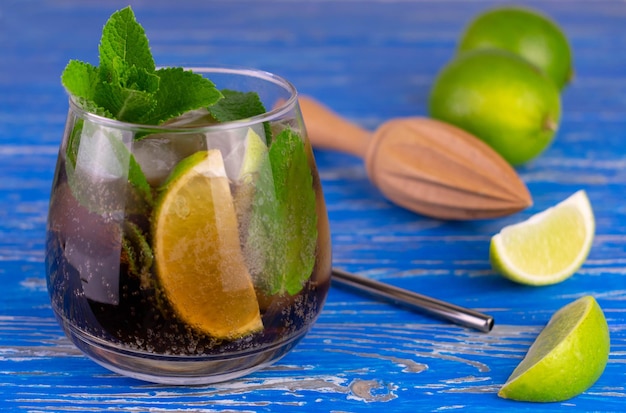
[
  {"x1": 153, "y1": 150, "x2": 263, "y2": 339},
  {"x1": 499, "y1": 296, "x2": 610, "y2": 402},
  {"x1": 238, "y1": 128, "x2": 269, "y2": 182},
  {"x1": 490, "y1": 190, "x2": 594, "y2": 285}
]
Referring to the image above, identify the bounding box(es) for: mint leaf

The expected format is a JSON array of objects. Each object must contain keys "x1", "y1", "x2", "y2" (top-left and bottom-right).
[
  {"x1": 98, "y1": 6, "x2": 154, "y2": 72},
  {"x1": 60, "y1": 60, "x2": 111, "y2": 117},
  {"x1": 143, "y1": 67, "x2": 223, "y2": 125},
  {"x1": 121, "y1": 221, "x2": 154, "y2": 288},
  {"x1": 66, "y1": 120, "x2": 84, "y2": 168},
  {"x1": 209, "y1": 89, "x2": 265, "y2": 122},
  {"x1": 119, "y1": 142, "x2": 154, "y2": 207},
  {"x1": 209, "y1": 89, "x2": 272, "y2": 143},
  {"x1": 128, "y1": 155, "x2": 153, "y2": 205},
  {"x1": 61, "y1": 60, "x2": 99, "y2": 101},
  {"x1": 95, "y1": 63, "x2": 160, "y2": 122},
  {"x1": 244, "y1": 129, "x2": 318, "y2": 296},
  {"x1": 268, "y1": 130, "x2": 317, "y2": 295}
]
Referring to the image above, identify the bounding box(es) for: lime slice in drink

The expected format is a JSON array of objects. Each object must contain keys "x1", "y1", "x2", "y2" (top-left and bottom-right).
[
  {"x1": 499, "y1": 296, "x2": 610, "y2": 402},
  {"x1": 490, "y1": 190, "x2": 594, "y2": 286},
  {"x1": 153, "y1": 150, "x2": 263, "y2": 339},
  {"x1": 238, "y1": 128, "x2": 269, "y2": 182}
]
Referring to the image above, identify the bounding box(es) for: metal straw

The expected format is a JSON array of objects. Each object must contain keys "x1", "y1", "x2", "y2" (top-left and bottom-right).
[{"x1": 331, "y1": 268, "x2": 494, "y2": 333}]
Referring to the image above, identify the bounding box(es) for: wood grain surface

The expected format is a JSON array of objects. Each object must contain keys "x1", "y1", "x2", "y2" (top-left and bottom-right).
[{"x1": 1, "y1": 0, "x2": 625, "y2": 411}]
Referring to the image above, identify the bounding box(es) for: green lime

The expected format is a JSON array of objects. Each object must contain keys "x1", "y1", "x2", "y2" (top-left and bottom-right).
[
  {"x1": 428, "y1": 49, "x2": 561, "y2": 165},
  {"x1": 238, "y1": 128, "x2": 269, "y2": 182},
  {"x1": 153, "y1": 150, "x2": 263, "y2": 339},
  {"x1": 490, "y1": 190, "x2": 594, "y2": 286},
  {"x1": 458, "y1": 6, "x2": 573, "y2": 89},
  {"x1": 499, "y1": 296, "x2": 610, "y2": 402}
]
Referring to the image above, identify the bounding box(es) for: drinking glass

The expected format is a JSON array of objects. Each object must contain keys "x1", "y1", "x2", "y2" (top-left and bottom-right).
[{"x1": 45, "y1": 67, "x2": 332, "y2": 384}]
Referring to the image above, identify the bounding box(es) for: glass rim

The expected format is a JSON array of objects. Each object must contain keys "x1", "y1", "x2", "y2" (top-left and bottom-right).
[{"x1": 67, "y1": 65, "x2": 299, "y2": 133}]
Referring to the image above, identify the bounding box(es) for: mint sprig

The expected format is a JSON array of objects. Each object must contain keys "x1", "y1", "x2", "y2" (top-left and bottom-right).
[{"x1": 61, "y1": 6, "x2": 222, "y2": 125}]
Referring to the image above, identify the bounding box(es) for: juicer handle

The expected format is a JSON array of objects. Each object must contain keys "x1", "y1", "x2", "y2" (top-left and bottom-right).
[{"x1": 298, "y1": 96, "x2": 371, "y2": 159}]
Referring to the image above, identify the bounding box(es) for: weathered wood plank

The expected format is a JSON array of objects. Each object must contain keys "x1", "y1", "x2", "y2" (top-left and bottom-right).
[{"x1": 0, "y1": 0, "x2": 625, "y2": 411}]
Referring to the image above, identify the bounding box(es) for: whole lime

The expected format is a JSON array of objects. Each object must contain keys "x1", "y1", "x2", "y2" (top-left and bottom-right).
[
  {"x1": 458, "y1": 6, "x2": 573, "y2": 90},
  {"x1": 428, "y1": 49, "x2": 561, "y2": 166}
]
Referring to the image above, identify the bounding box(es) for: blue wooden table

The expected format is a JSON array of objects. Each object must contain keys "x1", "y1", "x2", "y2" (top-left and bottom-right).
[{"x1": 1, "y1": 0, "x2": 625, "y2": 411}]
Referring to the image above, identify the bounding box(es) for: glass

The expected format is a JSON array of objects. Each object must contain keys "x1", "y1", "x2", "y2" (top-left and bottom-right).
[{"x1": 45, "y1": 67, "x2": 332, "y2": 384}]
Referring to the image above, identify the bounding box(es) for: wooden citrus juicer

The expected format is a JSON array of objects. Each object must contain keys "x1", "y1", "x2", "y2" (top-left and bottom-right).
[{"x1": 298, "y1": 96, "x2": 532, "y2": 220}]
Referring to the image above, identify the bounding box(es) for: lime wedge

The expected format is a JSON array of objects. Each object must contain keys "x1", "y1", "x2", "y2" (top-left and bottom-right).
[
  {"x1": 153, "y1": 150, "x2": 263, "y2": 339},
  {"x1": 238, "y1": 128, "x2": 269, "y2": 182},
  {"x1": 490, "y1": 190, "x2": 594, "y2": 285},
  {"x1": 499, "y1": 296, "x2": 610, "y2": 402}
]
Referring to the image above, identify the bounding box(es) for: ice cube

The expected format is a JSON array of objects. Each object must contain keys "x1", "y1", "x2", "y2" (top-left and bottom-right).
[
  {"x1": 75, "y1": 121, "x2": 131, "y2": 181},
  {"x1": 50, "y1": 183, "x2": 124, "y2": 305},
  {"x1": 68, "y1": 121, "x2": 133, "y2": 214},
  {"x1": 132, "y1": 133, "x2": 207, "y2": 186}
]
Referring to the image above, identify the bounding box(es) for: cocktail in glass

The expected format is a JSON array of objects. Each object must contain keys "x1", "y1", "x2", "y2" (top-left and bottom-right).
[{"x1": 45, "y1": 67, "x2": 332, "y2": 384}]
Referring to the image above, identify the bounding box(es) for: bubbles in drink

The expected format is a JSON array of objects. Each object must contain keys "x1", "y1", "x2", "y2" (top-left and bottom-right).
[{"x1": 46, "y1": 111, "x2": 331, "y2": 358}]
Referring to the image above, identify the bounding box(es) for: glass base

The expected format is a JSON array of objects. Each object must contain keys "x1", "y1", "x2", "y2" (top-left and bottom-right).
[{"x1": 56, "y1": 314, "x2": 305, "y2": 385}]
